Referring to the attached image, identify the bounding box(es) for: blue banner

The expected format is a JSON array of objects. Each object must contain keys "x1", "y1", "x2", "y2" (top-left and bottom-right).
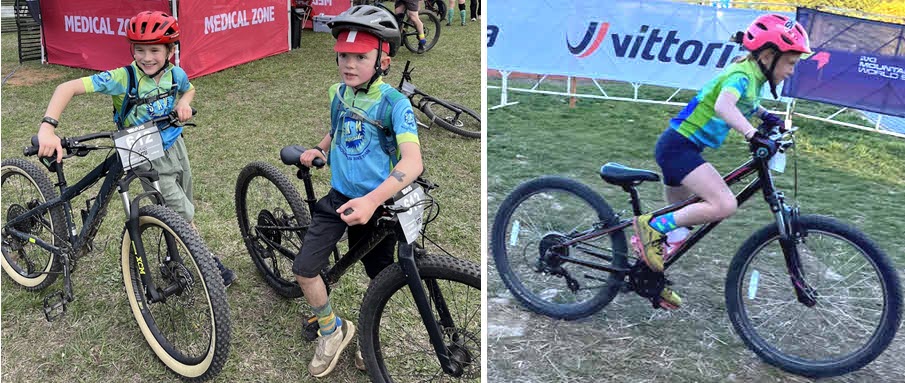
[
  {"x1": 783, "y1": 9, "x2": 905, "y2": 117},
  {"x1": 487, "y1": 0, "x2": 790, "y2": 90}
]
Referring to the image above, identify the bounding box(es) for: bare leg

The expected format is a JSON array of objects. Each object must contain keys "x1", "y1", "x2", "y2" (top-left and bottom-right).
[
  {"x1": 671, "y1": 163, "x2": 737, "y2": 227},
  {"x1": 296, "y1": 274, "x2": 328, "y2": 308}
]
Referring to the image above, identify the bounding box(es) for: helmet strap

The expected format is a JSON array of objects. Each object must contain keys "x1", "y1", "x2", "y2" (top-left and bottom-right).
[{"x1": 753, "y1": 47, "x2": 781, "y2": 99}]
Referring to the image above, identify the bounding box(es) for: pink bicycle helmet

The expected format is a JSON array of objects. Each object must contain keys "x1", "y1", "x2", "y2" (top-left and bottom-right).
[
  {"x1": 127, "y1": 11, "x2": 180, "y2": 45},
  {"x1": 743, "y1": 14, "x2": 811, "y2": 54}
]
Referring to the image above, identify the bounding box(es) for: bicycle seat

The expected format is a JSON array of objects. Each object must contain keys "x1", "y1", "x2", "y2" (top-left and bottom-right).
[
  {"x1": 280, "y1": 145, "x2": 324, "y2": 168},
  {"x1": 599, "y1": 162, "x2": 660, "y2": 187}
]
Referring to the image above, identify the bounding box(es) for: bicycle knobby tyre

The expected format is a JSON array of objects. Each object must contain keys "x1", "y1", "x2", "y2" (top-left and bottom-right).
[
  {"x1": 121, "y1": 205, "x2": 231, "y2": 381},
  {"x1": 421, "y1": 100, "x2": 481, "y2": 138},
  {"x1": 492, "y1": 176, "x2": 628, "y2": 320},
  {"x1": 725, "y1": 214, "x2": 902, "y2": 378},
  {"x1": 1, "y1": 158, "x2": 65, "y2": 290},
  {"x1": 359, "y1": 254, "x2": 481, "y2": 382},
  {"x1": 235, "y1": 161, "x2": 308, "y2": 298}
]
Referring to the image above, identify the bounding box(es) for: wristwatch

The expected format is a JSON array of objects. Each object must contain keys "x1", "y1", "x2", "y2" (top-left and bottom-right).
[
  {"x1": 313, "y1": 145, "x2": 327, "y2": 157},
  {"x1": 41, "y1": 116, "x2": 60, "y2": 128}
]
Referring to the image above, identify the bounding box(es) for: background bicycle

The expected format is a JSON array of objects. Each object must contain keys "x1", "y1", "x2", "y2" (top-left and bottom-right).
[
  {"x1": 354, "y1": 0, "x2": 443, "y2": 53},
  {"x1": 235, "y1": 145, "x2": 480, "y2": 381},
  {"x1": 399, "y1": 60, "x2": 481, "y2": 138},
  {"x1": 487, "y1": 89, "x2": 905, "y2": 382},
  {"x1": 1, "y1": 111, "x2": 231, "y2": 381}
]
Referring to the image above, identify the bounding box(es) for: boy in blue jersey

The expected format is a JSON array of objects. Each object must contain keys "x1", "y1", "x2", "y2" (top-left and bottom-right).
[
  {"x1": 36, "y1": 11, "x2": 235, "y2": 287},
  {"x1": 634, "y1": 14, "x2": 810, "y2": 310},
  {"x1": 292, "y1": 5, "x2": 423, "y2": 377}
]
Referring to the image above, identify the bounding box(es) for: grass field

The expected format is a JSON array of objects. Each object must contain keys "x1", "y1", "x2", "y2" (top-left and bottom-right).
[
  {"x1": 1, "y1": 16, "x2": 480, "y2": 383},
  {"x1": 486, "y1": 80, "x2": 905, "y2": 383}
]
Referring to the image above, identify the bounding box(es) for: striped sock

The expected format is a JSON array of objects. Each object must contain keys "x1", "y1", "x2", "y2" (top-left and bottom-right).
[
  {"x1": 648, "y1": 212, "x2": 677, "y2": 234},
  {"x1": 314, "y1": 301, "x2": 341, "y2": 336}
]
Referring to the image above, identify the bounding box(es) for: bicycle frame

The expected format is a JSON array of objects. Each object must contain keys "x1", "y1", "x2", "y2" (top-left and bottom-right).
[
  {"x1": 553, "y1": 155, "x2": 815, "y2": 305},
  {"x1": 260, "y1": 161, "x2": 467, "y2": 376},
  {"x1": 3, "y1": 147, "x2": 182, "y2": 319}
]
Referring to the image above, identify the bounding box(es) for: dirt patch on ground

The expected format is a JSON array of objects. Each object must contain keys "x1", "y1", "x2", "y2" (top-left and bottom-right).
[{"x1": 4, "y1": 66, "x2": 66, "y2": 86}]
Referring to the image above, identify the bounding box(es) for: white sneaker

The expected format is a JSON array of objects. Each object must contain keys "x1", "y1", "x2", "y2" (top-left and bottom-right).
[{"x1": 308, "y1": 320, "x2": 356, "y2": 377}]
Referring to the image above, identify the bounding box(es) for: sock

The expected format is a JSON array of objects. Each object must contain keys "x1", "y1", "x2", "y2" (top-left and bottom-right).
[
  {"x1": 648, "y1": 212, "x2": 677, "y2": 234},
  {"x1": 667, "y1": 227, "x2": 690, "y2": 244},
  {"x1": 447, "y1": 9, "x2": 453, "y2": 24},
  {"x1": 314, "y1": 300, "x2": 340, "y2": 336},
  {"x1": 460, "y1": 10, "x2": 467, "y2": 23}
]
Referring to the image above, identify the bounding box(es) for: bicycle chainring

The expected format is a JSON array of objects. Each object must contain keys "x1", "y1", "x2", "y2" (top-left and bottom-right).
[{"x1": 627, "y1": 262, "x2": 667, "y2": 299}]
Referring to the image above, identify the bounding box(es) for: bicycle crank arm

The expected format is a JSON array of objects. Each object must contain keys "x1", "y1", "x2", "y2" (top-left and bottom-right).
[{"x1": 397, "y1": 243, "x2": 464, "y2": 377}]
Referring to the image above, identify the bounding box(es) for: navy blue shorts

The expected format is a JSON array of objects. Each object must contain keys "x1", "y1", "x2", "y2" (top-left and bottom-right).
[{"x1": 654, "y1": 129, "x2": 706, "y2": 187}]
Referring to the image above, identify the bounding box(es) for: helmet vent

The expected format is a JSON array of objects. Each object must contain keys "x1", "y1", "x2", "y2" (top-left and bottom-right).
[{"x1": 755, "y1": 22, "x2": 768, "y2": 31}]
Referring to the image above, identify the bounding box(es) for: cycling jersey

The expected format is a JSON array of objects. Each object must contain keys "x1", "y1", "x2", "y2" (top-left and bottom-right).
[
  {"x1": 670, "y1": 59, "x2": 767, "y2": 149},
  {"x1": 83, "y1": 62, "x2": 193, "y2": 150},
  {"x1": 327, "y1": 78, "x2": 419, "y2": 199}
]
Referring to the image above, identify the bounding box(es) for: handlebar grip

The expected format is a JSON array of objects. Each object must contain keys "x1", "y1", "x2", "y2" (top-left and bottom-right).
[
  {"x1": 312, "y1": 157, "x2": 326, "y2": 168},
  {"x1": 24, "y1": 135, "x2": 39, "y2": 156}
]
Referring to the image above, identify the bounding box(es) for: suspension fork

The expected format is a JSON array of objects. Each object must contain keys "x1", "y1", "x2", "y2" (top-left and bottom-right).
[
  {"x1": 397, "y1": 242, "x2": 463, "y2": 377},
  {"x1": 760, "y1": 165, "x2": 816, "y2": 307}
]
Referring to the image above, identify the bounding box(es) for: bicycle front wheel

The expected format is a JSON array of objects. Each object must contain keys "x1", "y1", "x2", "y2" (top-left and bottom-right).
[
  {"x1": 235, "y1": 161, "x2": 307, "y2": 298},
  {"x1": 492, "y1": 177, "x2": 628, "y2": 320},
  {"x1": 403, "y1": 11, "x2": 441, "y2": 53},
  {"x1": 121, "y1": 205, "x2": 231, "y2": 381},
  {"x1": 726, "y1": 214, "x2": 902, "y2": 378},
  {"x1": 422, "y1": 100, "x2": 481, "y2": 138},
  {"x1": 1, "y1": 159, "x2": 65, "y2": 290},
  {"x1": 360, "y1": 255, "x2": 481, "y2": 382}
]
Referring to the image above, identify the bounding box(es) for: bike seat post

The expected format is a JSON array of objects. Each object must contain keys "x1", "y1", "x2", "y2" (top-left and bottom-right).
[
  {"x1": 296, "y1": 167, "x2": 319, "y2": 207},
  {"x1": 622, "y1": 185, "x2": 644, "y2": 217}
]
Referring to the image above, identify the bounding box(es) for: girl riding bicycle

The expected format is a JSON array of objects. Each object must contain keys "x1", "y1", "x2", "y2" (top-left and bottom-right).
[{"x1": 634, "y1": 14, "x2": 811, "y2": 309}]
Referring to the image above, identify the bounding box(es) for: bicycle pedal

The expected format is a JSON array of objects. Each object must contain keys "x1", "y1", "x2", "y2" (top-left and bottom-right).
[
  {"x1": 43, "y1": 291, "x2": 68, "y2": 321},
  {"x1": 302, "y1": 315, "x2": 319, "y2": 342}
]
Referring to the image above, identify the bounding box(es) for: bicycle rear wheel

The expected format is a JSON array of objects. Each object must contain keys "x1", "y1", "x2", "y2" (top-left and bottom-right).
[
  {"x1": 1, "y1": 159, "x2": 65, "y2": 290},
  {"x1": 121, "y1": 205, "x2": 230, "y2": 381},
  {"x1": 235, "y1": 162, "x2": 307, "y2": 298},
  {"x1": 402, "y1": 11, "x2": 441, "y2": 53},
  {"x1": 421, "y1": 100, "x2": 480, "y2": 138},
  {"x1": 492, "y1": 177, "x2": 628, "y2": 320},
  {"x1": 360, "y1": 255, "x2": 480, "y2": 382},
  {"x1": 725, "y1": 215, "x2": 902, "y2": 378}
]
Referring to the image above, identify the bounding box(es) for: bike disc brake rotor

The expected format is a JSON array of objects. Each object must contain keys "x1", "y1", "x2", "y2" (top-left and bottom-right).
[
  {"x1": 444, "y1": 328, "x2": 480, "y2": 379},
  {"x1": 160, "y1": 260, "x2": 195, "y2": 302},
  {"x1": 256, "y1": 209, "x2": 283, "y2": 245}
]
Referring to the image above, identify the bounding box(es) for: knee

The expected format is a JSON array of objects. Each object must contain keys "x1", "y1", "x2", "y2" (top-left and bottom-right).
[{"x1": 713, "y1": 196, "x2": 738, "y2": 220}]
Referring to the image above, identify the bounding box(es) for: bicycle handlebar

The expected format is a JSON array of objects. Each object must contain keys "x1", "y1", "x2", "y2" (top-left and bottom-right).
[
  {"x1": 24, "y1": 109, "x2": 196, "y2": 158},
  {"x1": 280, "y1": 145, "x2": 325, "y2": 168}
]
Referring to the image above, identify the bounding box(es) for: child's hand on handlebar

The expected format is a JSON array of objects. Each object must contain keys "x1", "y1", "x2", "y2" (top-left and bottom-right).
[
  {"x1": 299, "y1": 149, "x2": 326, "y2": 168},
  {"x1": 337, "y1": 197, "x2": 378, "y2": 226},
  {"x1": 174, "y1": 103, "x2": 193, "y2": 122},
  {"x1": 37, "y1": 124, "x2": 63, "y2": 163}
]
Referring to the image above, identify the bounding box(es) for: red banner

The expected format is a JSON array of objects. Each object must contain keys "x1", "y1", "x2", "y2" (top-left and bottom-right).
[
  {"x1": 178, "y1": 0, "x2": 290, "y2": 77},
  {"x1": 40, "y1": 0, "x2": 170, "y2": 71}
]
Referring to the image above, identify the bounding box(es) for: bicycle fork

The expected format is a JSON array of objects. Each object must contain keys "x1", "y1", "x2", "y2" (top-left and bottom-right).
[
  {"x1": 769, "y1": 192, "x2": 816, "y2": 307},
  {"x1": 397, "y1": 242, "x2": 467, "y2": 377}
]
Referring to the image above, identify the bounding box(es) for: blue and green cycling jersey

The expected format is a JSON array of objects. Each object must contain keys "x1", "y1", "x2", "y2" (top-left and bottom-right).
[
  {"x1": 328, "y1": 78, "x2": 420, "y2": 199},
  {"x1": 670, "y1": 59, "x2": 767, "y2": 149},
  {"x1": 83, "y1": 62, "x2": 193, "y2": 150}
]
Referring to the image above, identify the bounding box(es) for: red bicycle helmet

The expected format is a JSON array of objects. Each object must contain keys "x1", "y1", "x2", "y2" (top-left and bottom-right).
[
  {"x1": 743, "y1": 14, "x2": 811, "y2": 54},
  {"x1": 127, "y1": 11, "x2": 180, "y2": 45}
]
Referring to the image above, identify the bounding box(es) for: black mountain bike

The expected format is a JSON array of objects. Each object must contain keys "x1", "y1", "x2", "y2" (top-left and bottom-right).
[
  {"x1": 492, "y1": 124, "x2": 902, "y2": 378},
  {"x1": 1, "y1": 111, "x2": 231, "y2": 381},
  {"x1": 399, "y1": 60, "x2": 480, "y2": 138},
  {"x1": 355, "y1": 1, "x2": 442, "y2": 53},
  {"x1": 235, "y1": 146, "x2": 480, "y2": 382}
]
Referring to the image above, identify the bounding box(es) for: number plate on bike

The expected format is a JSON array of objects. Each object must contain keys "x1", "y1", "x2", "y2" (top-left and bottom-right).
[
  {"x1": 769, "y1": 151, "x2": 786, "y2": 173},
  {"x1": 400, "y1": 80, "x2": 416, "y2": 96},
  {"x1": 113, "y1": 122, "x2": 165, "y2": 170},
  {"x1": 391, "y1": 184, "x2": 427, "y2": 244}
]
